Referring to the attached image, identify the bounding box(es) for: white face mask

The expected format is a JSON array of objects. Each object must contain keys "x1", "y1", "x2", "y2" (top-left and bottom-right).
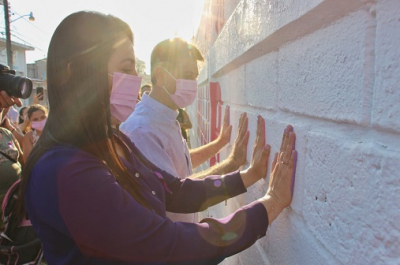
[
  {"x1": 109, "y1": 72, "x2": 142, "y2": 122},
  {"x1": 162, "y1": 68, "x2": 197, "y2": 108}
]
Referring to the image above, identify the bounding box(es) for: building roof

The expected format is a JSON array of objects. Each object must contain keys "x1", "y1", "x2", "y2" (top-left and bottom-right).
[{"x1": 0, "y1": 38, "x2": 34, "y2": 51}]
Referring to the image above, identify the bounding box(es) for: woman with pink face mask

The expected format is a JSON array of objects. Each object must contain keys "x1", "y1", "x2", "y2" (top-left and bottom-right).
[
  {"x1": 23, "y1": 104, "x2": 48, "y2": 162},
  {"x1": 16, "y1": 11, "x2": 297, "y2": 265}
]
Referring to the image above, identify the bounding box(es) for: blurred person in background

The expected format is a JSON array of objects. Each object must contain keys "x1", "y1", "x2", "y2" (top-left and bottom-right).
[
  {"x1": 0, "y1": 94, "x2": 23, "y2": 229},
  {"x1": 138, "y1": 84, "x2": 152, "y2": 101},
  {"x1": 6, "y1": 105, "x2": 19, "y2": 127},
  {"x1": 18, "y1": 106, "x2": 30, "y2": 134},
  {"x1": 23, "y1": 104, "x2": 48, "y2": 162}
]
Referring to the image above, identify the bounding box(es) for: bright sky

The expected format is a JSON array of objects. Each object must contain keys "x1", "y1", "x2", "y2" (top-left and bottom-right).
[{"x1": 1, "y1": 0, "x2": 205, "y2": 74}]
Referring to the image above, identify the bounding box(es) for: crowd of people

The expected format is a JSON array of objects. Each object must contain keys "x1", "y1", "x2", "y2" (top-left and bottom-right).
[
  {"x1": 0, "y1": 96, "x2": 48, "y2": 226},
  {"x1": 0, "y1": 10, "x2": 297, "y2": 265}
]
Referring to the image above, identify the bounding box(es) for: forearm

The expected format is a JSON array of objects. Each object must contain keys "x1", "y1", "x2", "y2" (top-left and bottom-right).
[
  {"x1": 11, "y1": 130, "x2": 24, "y2": 146},
  {"x1": 3, "y1": 121, "x2": 24, "y2": 146},
  {"x1": 166, "y1": 170, "x2": 246, "y2": 213},
  {"x1": 190, "y1": 157, "x2": 240, "y2": 179},
  {"x1": 190, "y1": 139, "x2": 225, "y2": 168},
  {"x1": 258, "y1": 196, "x2": 285, "y2": 225},
  {"x1": 19, "y1": 121, "x2": 29, "y2": 133}
]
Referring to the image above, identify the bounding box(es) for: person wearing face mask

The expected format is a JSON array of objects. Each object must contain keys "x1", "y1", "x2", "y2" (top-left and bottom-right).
[
  {"x1": 17, "y1": 11, "x2": 297, "y2": 265},
  {"x1": 121, "y1": 38, "x2": 251, "y2": 223},
  {"x1": 0, "y1": 105, "x2": 23, "y2": 230},
  {"x1": 18, "y1": 106, "x2": 31, "y2": 134},
  {"x1": 22, "y1": 104, "x2": 48, "y2": 162}
]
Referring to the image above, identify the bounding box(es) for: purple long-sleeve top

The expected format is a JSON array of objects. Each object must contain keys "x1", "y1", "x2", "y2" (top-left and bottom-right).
[{"x1": 25, "y1": 134, "x2": 269, "y2": 264}]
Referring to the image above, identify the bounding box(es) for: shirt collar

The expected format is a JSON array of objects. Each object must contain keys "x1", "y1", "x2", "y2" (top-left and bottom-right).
[{"x1": 140, "y1": 94, "x2": 178, "y2": 121}]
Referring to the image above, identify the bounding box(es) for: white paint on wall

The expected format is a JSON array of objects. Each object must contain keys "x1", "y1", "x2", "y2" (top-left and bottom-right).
[{"x1": 188, "y1": 0, "x2": 400, "y2": 264}]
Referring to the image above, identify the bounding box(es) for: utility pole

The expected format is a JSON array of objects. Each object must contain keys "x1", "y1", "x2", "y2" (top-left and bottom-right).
[{"x1": 3, "y1": 0, "x2": 13, "y2": 68}]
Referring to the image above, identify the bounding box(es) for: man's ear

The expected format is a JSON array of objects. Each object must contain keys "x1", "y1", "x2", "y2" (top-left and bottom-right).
[{"x1": 153, "y1": 66, "x2": 165, "y2": 86}]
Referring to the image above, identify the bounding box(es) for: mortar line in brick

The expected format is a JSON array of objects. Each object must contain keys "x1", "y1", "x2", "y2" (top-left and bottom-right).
[
  {"x1": 211, "y1": 0, "x2": 374, "y2": 79},
  {"x1": 214, "y1": 105, "x2": 400, "y2": 150}
]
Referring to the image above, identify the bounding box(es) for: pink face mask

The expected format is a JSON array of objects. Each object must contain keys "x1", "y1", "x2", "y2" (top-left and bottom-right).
[
  {"x1": 109, "y1": 72, "x2": 142, "y2": 122},
  {"x1": 162, "y1": 69, "x2": 198, "y2": 108},
  {"x1": 31, "y1": 118, "x2": 47, "y2": 131}
]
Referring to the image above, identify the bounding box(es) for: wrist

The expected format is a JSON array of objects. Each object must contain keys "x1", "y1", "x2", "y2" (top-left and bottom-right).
[
  {"x1": 215, "y1": 136, "x2": 226, "y2": 148},
  {"x1": 228, "y1": 153, "x2": 245, "y2": 169},
  {"x1": 240, "y1": 169, "x2": 254, "y2": 189},
  {"x1": 258, "y1": 195, "x2": 285, "y2": 225},
  {"x1": 5, "y1": 123, "x2": 13, "y2": 131}
]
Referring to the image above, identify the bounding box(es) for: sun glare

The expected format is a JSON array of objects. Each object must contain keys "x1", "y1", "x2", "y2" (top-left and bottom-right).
[{"x1": 12, "y1": 0, "x2": 206, "y2": 74}]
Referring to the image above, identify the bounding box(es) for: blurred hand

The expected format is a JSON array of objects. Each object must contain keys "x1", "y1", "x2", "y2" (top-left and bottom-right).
[
  {"x1": 1, "y1": 115, "x2": 14, "y2": 131},
  {"x1": 227, "y1": 112, "x2": 249, "y2": 168},
  {"x1": 0, "y1": 91, "x2": 22, "y2": 109},
  {"x1": 33, "y1": 93, "x2": 42, "y2": 104},
  {"x1": 22, "y1": 114, "x2": 30, "y2": 125},
  {"x1": 240, "y1": 115, "x2": 270, "y2": 188},
  {"x1": 267, "y1": 125, "x2": 297, "y2": 208},
  {"x1": 216, "y1": 106, "x2": 232, "y2": 147}
]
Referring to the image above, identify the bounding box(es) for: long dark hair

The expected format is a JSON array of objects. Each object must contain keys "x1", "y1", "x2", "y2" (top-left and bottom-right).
[
  {"x1": 18, "y1": 107, "x2": 27, "y2": 124},
  {"x1": 18, "y1": 11, "x2": 148, "y2": 217}
]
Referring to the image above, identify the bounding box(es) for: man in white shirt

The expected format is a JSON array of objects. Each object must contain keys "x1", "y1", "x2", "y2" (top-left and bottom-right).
[{"x1": 121, "y1": 38, "x2": 249, "y2": 222}]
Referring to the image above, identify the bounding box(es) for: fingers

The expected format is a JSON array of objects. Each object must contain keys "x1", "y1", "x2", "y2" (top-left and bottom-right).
[
  {"x1": 0, "y1": 92, "x2": 22, "y2": 108},
  {"x1": 288, "y1": 150, "x2": 297, "y2": 195},
  {"x1": 262, "y1": 145, "x2": 271, "y2": 178},
  {"x1": 223, "y1": 105, "x2": 230, "y2": 128},
  {"x1": 269, "y1": 152, "x2": 279, "y2": 186},
  {"x1": 13, "y1": 97, "x2": 22, "y2": 107},
  {"x1": 271, "y1": 152, "x2": 278, "y2": 171},
  {"x1": 239, "y1": 130, "x2": 250, "y2": 147},
  {"x1": 283, "y1": 132, "x2": 296, "y2": 165},
  {"x1": 280, "y1": 125, "x2": 293, "y2": 152},
  {"x1": 236, "y1": 113, "x2": 248, "y2": 142},
  {"x1": 254, "y1": 115, "x2": 266, "y2": 148},
  {"x1": 224, "y1": 124, "x2": 232, "y2": 143},
  {"x1": 260, "y1": 116, "x2": 266, "y2": 147},
  {"x1": 0, "y1": 91, "x2": 15, "y2": 108}
]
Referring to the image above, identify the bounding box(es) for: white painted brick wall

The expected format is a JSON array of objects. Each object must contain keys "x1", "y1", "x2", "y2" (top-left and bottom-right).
[
  {"x1": 373, "y1": 0, "x2": 400, "y2": 133},
  {"x1": 188, "y1": 0, "x2": 400, "y2": 264},
  {"x1": 278, "y1": 10, "x2": 370, "y2": 124}
]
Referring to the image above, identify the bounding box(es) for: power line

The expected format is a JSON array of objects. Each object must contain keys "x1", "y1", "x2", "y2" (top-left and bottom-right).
[
  {"x1": 8, "y1": 29, "x2": 47, "y2": 51},
  {"x1": 0, "y1": 31, "x2": 46, "y2": 53},
  {"x1": 10, "y1": 9, "x2": 50, "y2": 37}
]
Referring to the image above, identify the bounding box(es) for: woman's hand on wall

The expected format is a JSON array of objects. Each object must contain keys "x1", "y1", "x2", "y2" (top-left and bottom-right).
[
  {"x1": 260, "y1": 126, "x2": 297, "y2": 224},
  {"x1": 216, "y1": 105, "x2": 233, "y2": 147},
  {"x1": 228, "y1": 112, "x2": 249, "y2": 169},
  {"x1": 240, "y1": 115, "x2": 270, "y2": 188}
]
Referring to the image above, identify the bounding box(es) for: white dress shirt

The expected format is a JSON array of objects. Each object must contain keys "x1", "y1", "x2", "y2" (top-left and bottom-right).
[{"x1": 121, "y1": 94, "x2": 196, "y2": 223}]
